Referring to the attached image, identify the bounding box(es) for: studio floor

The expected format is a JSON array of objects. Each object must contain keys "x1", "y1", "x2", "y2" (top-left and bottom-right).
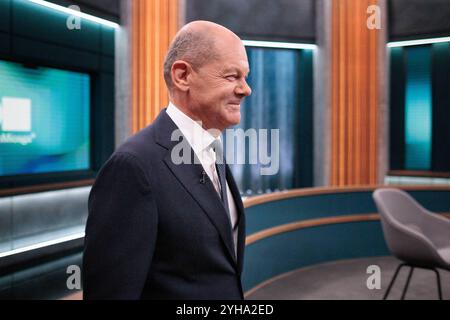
[{"x1": 246, "y1": 256, "x2": 450, "y2": 300}]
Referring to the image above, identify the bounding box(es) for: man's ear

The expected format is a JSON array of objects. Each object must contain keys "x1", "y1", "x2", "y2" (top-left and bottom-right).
[{"x1": 171, "y1": 60, "x2": 192, "y2": 92}]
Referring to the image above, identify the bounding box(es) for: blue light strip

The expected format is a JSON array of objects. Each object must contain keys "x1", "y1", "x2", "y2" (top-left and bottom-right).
[
  {"x1": 243, "y1": 40, "x2": 317, "y2": 50},
  {"x1": 388, "y1": 36, "x2": 450, "y2": 48},
  {"x1": 28, "y1": 0, "x2": 119, "y2": 29}
]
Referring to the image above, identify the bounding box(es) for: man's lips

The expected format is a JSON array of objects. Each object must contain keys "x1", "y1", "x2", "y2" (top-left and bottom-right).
[{"x1": 227, "y1": 103, "x2": 241, "y2": 111}]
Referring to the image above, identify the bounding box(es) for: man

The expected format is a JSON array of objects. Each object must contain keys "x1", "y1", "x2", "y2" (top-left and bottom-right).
[{"x1": 83, "y1": 20, "x2": 252, "y2": 299}]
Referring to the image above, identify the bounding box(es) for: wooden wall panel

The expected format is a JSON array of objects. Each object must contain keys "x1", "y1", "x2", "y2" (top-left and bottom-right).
[
  {"x1": 131, "y1": 0, "x2": 179, "y2": 134},
  {"x1": 331, "y1": 0, "x2": 379, "y2": 186}
]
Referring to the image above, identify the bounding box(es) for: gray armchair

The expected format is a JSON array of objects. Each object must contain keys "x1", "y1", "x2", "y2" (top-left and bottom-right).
[{"x1": 373, "y1": 188, "x2": 450, "y2": 300}]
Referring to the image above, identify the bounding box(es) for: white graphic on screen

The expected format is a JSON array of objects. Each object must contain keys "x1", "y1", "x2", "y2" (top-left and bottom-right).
[
  {"x1": 0, "y1": 97, "x2": 35, "y2": 146},
  {"x1": 0, "y1": 97, "x2": 32, "y2": 132}
]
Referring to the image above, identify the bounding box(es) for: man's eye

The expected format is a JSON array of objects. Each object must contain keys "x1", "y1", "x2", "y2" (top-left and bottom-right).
[{"x1": 226, "y1": 75, "x2": 237, "y2": 81}]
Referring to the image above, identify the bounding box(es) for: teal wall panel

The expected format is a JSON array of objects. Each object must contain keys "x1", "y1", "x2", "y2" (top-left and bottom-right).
[
  {"x1": 12, "y1": 0, "x2": 101, "y2": 53},
  {"x1": 245, "y1": 190, "x2": 450, "y2": 235},
  {"x1": 245, "y1": 192, "x2": 376, "y2": 235},
  {"x1": 100, "y1": 56, "x2": 114, "y2": 73},
  {"x1": 243, "y1": 221, "x2": 389, "y2": 291},
  {"x1": 101, "y1": 26, "x2": 114, "y2": 56},
  {"x1": 431, "y1": 42, "x2": 450, "y2": 172},
  {"x1": 297, "y1": 49, "x2": 314, "y2": 187},
  {"x1": 389, "y1": 47, "x2": 406, "y2": 170},
  {"x1": 0, "y1": 0, "x2": 10, "y2": 33},
  {"x1": 0, "y1": 33, "x2": 10, "y2": 54},
  {"x1": 12, "y1": 37, "x2": 99, "y2": 70}
]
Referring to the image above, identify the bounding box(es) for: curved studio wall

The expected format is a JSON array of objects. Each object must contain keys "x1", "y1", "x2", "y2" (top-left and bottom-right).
[{"x1": 241, "y1": 186, "x2": 450, "y2": 294}]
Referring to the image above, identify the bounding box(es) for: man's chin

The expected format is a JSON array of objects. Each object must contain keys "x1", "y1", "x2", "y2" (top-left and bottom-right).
[
  {"x1": 227, "y1": 115, "x2": 241, "y2": 127},
  {"x1": 222, "y1": 108, "x2": 241, "y2": 128}
]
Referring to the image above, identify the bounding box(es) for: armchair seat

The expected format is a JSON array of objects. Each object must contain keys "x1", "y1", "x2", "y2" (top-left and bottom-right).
[
  {"x1": 373, "y1": 188, "x2": 450, "y2": 299},
  {"x1": 438, "y1": 247, "x2": 450, "y2": 264}
]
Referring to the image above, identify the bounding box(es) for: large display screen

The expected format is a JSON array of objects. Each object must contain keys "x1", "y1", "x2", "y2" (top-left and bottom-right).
[{"x1": 0, "y1": 60, "x2": 90, "y2": 177}]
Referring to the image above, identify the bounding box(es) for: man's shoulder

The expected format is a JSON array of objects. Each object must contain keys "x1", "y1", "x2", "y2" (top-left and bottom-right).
[
  {"x1": 104, "y1": 109, "x2": 177, "y2": 173},
  {"x1": 111, "y1": 122, "x2": 164, "y2": 170},
  {"x1": 117, "y1": 109, "x2": 170, "y2": 154},
  {"x1": 117, "y1": 124, "x2": 156, "y2": 154}
]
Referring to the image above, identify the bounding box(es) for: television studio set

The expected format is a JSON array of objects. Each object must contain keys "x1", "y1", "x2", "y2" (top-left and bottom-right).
[{"x1": 0, "y1": 0, "x2": 449, "y2": 306}]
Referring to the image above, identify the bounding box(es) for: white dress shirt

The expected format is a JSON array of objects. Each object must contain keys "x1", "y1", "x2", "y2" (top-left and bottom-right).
[{"x1": 166, "y1": 102, "x2": 239, "y2": 255}]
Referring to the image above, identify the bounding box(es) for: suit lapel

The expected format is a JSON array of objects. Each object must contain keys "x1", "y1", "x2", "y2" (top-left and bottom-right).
[{"x1": 155, "y1": 111, "x2": 238, "y2": 267}]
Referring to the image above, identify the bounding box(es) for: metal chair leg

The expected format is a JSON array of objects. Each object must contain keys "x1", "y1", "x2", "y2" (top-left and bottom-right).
[
  {"x1": 431, "y1": 268, "x2": 443, "y2": 300},
  {"x1": 383, "y1": 263, "x2": 406, "y2": 300},
  {"x1": 400, "y1": 266, "x2": 414, "y2": 300},
  {"x1": 384, "y1": 264, "x2": 444, "y2": 300}
]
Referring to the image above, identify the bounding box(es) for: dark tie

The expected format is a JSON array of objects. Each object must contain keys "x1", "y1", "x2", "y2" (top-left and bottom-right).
[
  {"x1": 211, "y1": 139, "x2": 231, "y2": 225},
  {"x1": 212, "y1": 139, "x2": 237, "y2": 257}
]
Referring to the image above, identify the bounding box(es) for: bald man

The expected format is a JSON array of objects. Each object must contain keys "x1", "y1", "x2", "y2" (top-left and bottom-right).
[{"x1": 83, "y1": 21, "x2": 252, "y2": 299}]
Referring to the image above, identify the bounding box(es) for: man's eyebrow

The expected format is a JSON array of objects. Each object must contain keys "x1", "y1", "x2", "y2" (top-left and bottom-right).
[
  {"x1": 222, "y1": 67, "x2": 239, "y2": 74},
  {"x1": 222, "y1": 66, "x2": 250, "y2": 75}
]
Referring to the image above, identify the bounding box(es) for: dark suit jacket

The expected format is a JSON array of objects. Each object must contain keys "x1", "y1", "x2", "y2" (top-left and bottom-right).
[{"x1": 83, "y1": 109, "x2": 246, "y2": 299}]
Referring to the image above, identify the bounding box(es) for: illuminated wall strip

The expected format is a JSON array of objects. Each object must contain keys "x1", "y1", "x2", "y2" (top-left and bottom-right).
[
  {"x1": 0, "y1": 232, "x2": 85, "y2": 258},
  {"x1": 131, "y1": 0, "x2": 178, "y2": 133},
  {"x1": 388, "y1": 36, "x2": 450, "y2": 48},
  {"x1": 242, "y1": 40, "x2": 317, "y2": 50},
  {"x1": 28, "y1": 0, "x2": 119, "y2": 29},
  {"x1": 404, "y1": 46, "x2": 432, "y2": 169},
  {"x1": 331, "y1": 0, "x2": 379, "y2": 186}
]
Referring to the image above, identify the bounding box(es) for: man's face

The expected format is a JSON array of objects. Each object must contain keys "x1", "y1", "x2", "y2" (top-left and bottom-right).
[{"x1": 187, "y1": 38, "x2": 252, "y2": 132}]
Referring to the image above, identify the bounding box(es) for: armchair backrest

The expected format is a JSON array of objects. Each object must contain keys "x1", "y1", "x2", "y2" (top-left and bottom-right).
[{"x1": 373, "y1": 188, "x2": 440, "y2": 267}]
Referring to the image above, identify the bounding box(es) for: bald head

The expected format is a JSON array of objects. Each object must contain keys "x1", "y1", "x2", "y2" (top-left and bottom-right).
[{"x1": 163, "y1": 21, "x2": 242, "y2": 90}]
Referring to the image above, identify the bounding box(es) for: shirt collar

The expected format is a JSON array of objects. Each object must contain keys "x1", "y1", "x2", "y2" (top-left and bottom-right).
[{"x1": 166, "y1": 102, "x2": 221, "y2": 157}]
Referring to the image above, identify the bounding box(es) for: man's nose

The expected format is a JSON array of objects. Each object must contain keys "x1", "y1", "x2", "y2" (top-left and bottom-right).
[{"x1": 236, "y1": 79, "x2": 252, "y2": 97}]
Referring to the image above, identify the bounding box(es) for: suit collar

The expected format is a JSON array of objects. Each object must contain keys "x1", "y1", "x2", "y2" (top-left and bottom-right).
[
  {"x1": 166, "y1": 102, "x2": 219, "y2": 156},
  {"x1": 153, "y1": 109, "x2": 180, "y2": 150}
]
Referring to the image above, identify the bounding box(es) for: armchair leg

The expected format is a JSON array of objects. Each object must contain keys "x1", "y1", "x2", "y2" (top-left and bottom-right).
[
  {"x1": 383, "y1": 263, "x2": 407, "y2": 300},
  {"x1": 400, "y1": 266, "x2": 414, "y2": 300},
  {"x1": 384, "y1": 264, "x2": 444, "y2": 300},
  {"x1": 431, "y1": 268, "x2": 443, "y2": 300}
]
